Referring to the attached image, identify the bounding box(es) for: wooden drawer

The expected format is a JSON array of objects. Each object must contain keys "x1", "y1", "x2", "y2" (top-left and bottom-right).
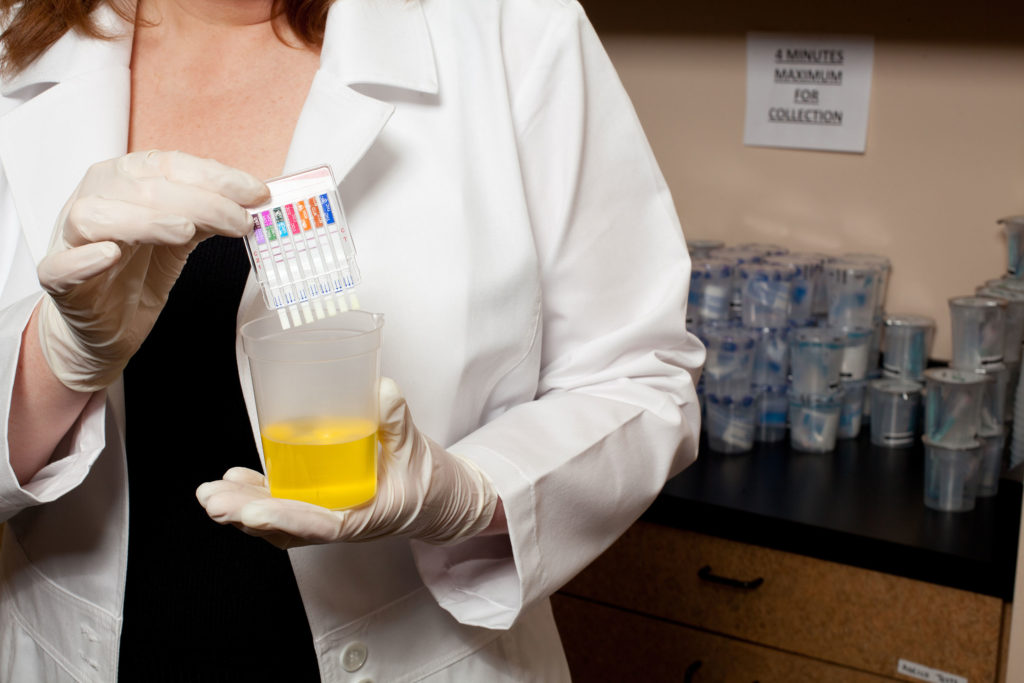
[
  {"x1": 561, "y1": 522, "x2": 1003, "y2": 682},
  {"x1": 551, "y1": 593, "x2": 897, "y2": 682}
]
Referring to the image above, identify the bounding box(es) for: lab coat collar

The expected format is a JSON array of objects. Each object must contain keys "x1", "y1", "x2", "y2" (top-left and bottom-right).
[
  {"x1": 0, "y1": 3, "x2": 133, "y2": 97},
  {"x1": 1, "y1": 0, "x2": 439, "y2": 96},
  {"x1": 0, "y1": 0, "x2": 437, "y2": 264},
  {"x1": 0, "y1": 3, "x2": 132, "y2": 264},
  {"x1": 321, "y1": 0, "x2": 439, "y2": 95}
]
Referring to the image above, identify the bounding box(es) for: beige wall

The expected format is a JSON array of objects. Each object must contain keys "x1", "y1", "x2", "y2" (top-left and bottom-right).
[{"x1": 597, "y1": 30, "x2": 1024, "y2": 359}]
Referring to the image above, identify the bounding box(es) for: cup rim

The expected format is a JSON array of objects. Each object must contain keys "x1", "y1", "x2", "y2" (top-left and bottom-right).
[
  {"x1": 883, "y1": 314, "x2": 936, "y2": 329},
  {"x1": 949, "y1": 295, "x2": 1007, "y2": 308},
  {"x1": 923, "y1": 367, "x2": 988, "y2": 385},
  {"x1": 869, "y1": 378, "x2": 924, "y2": 394},
  {"x1": 921, "y1": 435, "x2": 982, "y2": 452},
  {"x1": 241, "y1": 310, "x2": 384, "y2": 362}
]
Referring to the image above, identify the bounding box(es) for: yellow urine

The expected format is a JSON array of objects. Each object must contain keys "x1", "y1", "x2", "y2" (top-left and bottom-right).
[{"x1": 261, "y1": 417, "x2": 377, "y2": 510}]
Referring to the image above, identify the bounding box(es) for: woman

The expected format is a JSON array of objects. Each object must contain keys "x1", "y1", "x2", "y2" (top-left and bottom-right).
[{"x1": 0, "y1": 0, "x2": 703, "y2": 679}]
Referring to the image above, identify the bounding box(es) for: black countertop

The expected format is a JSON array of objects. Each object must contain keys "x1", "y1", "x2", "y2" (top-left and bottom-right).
[{"x1": 643, "y1": 431, "x2": 1022, "y2": 601}]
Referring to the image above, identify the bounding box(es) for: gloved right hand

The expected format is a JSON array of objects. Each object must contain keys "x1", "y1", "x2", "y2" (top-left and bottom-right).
[{"x1": 35, "y1": 150, "x2": 269, "y2": 393}]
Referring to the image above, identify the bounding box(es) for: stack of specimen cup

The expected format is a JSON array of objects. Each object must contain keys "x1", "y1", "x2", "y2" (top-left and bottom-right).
[
  {"x1": 920, "y1": 295, "x2": 1007, "y2": 511},
  {"x1": 867, "y1": 314, "x2": 933, "y2": 449},
  {"x1": 701, "y1": 325, "x2": 758, "y2": 453},
  {"x1": 788, "y1": 327, "x2": 844, "y2": 452},
  {"x1": 690, "y1": 244, "x2": 896, "y2": 453},
  {"x1": 739, "y1": 262, "x2": 795, "y2": 445},
  {"x1": 683, "y1": 217, "x2": 1024, "y2": 511},
  {"x1": 1001, "y1": 218, "x2": 1024, "y2": 468}
]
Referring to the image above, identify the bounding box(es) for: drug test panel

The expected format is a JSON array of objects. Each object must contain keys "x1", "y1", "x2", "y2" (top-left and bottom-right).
[{"x1": 243, "y1": 165, "x2": 362, "y2": 329}]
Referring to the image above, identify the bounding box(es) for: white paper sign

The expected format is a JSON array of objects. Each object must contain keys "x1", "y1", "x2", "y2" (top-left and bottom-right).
[
  {"x1": 744, "y1": 33, "x2": 874, "y2": 153},
  {"x1": 896, "y1": 658, "x2": 968, "y2": 683}
]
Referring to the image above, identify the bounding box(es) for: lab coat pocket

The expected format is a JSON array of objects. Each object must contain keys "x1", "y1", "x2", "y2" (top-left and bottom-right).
[
  {"x1": 0, "y1": 613, "x2": 78, "y2": 683},
  {"x1": 312, "y1": 586, "x2": 502, "y2": 683},
  {"x1": 0, "y1": 532, "x2": 120, "y2": 682}
]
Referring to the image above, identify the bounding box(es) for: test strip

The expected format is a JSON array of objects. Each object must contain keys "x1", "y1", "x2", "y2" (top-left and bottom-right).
[
  {"x1": 297, "y1": 200, "x2": 333, "y2": 316},
  {"x1": 287, "y1": 202, "x2": 326, "y2": 319},
  {"x1": 303, "y1": 193, "x2": 344, "y2": 311},
  {"x1": 302, "y1": 198, "x2": 339, "y2": 316},
  {"x1": 284, "y1": 203, "x2": 318, "y2": 323}
]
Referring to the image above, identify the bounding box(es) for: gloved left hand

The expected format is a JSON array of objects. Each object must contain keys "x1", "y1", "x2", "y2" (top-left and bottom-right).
[{"x1": 197, "y1": 378, "x2": 499, "y2": 547}]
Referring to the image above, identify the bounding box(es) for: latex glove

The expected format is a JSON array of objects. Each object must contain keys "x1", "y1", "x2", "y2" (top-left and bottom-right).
[
  {"x1": 197, "y1": 377, "x2": 499, "y2": 547},
  {"x1": 36, "y1": 150, "x2": 268, "y2": 392}
]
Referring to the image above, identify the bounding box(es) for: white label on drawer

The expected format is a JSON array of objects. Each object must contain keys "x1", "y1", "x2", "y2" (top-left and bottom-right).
[{"x1": 897, "y1": 659, "x2": 967, "y2": 683}]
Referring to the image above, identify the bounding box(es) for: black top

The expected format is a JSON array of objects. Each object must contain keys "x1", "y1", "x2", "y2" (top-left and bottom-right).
[
  {"x1": 645, "y1": 431, "x2": 1022, "y2": 600},
  {"x1": 119, "y1": 237, "x2": 321, "y2": 681}
]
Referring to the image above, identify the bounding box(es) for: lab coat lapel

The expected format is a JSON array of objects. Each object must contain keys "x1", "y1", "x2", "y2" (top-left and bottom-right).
[
  {"x1": 280, "y1": 0, "x2": 440, "y2": 178},
  {"x1": 237, "y1": 0, "x2": 439, "y2": 324},
  {"x1": 0, "y1": 6, "x2": 133, "y2": 263}
]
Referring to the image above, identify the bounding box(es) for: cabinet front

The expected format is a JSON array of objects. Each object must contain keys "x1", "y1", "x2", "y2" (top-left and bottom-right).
[{"x1": 559, "y1": 522, "x2": 1003, "y2": 682}]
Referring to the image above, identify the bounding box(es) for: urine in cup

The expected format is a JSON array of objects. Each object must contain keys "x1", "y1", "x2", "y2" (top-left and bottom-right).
[
  {"x1": 261, "y1": 417, "x2": 378, "y2": 509},
  {"x1": 242, "y1": 310, "x2": 384, "y2": 509}
]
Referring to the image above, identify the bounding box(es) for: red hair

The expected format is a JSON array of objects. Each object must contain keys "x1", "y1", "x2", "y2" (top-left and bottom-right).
[{"x1": 0, "y1": 0, "x2": 332, "y2": 76}]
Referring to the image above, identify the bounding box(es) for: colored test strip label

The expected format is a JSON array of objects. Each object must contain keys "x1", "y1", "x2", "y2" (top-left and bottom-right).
[
  {"x1": 297, "y1": 201, "x2": 312, "y2": 231},
  {"x1": 262, "y1": 211, "x2": 276, "y2": 241},
  {"x1": 319, "y1": 193, "x2": 335, "y2": 224},
  {"x1": 252, "y1": 214, "x2": 265, "y2": 245},
  {"x1": 285, "y1": 204, "x2": 301, "y2": 234},
  {"x1": 308, "y1": 197, "x2": 324, "y2": 227},
  {"x1": 273, "y1": 207, "x2": 288, "y2": 238}
]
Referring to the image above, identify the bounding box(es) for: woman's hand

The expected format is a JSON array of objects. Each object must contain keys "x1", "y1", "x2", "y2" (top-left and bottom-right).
[
  {"x1": 35, "y1": 150, "x2": 268, "y2": 392},
  {"x1": 197, "y1": 378, "x2": 499, "y2": 548}
]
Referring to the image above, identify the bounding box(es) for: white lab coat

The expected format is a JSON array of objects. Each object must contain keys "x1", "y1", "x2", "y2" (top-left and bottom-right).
[{"x1": 0, "y1": 0, "x2": 703, "y2": 680}]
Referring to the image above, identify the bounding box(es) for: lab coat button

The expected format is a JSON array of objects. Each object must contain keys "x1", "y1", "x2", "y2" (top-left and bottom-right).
[{"x1": 341, "y1": 642, "x2": 368, "y2": 672}]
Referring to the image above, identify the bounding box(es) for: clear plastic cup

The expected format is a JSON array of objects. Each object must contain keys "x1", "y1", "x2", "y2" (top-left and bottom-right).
[
  {"x1": 790, "y1": 327, "x2": 844, "y2": 394},
  {"x1": 989, "y1": 276, "x2": 1024, "y2": 295},
  {"x1": 688, "y1": 239, "x2": 726, "y2": 260},
  {"x1": 972, "y1": 363, "x2": 1009, "y2": 437},
  {"x1": 710, "y1": 246, "x2": 768, "y2": 320},
  {"x1": 701, "y1": 326, "x2": 758, "y2": 398},
  {"x1": 789, "y1": 390, "x2": 843, "y2": 453},
  {"x1": 861, "y1": 369, "x2": 881, "y2": 426},
  {"x1": 843, "y1": 253, "x2": 891, "y2": 316},
  {"x1": 754, "y1": 385, "x2": 788, "y2": 443},
  {"x1": 1014, "y1": 371, "x2": 1024, "y2": 468},
  {"x1": 826, "y1": 259, "x2": 881, "y2": 329},
  {"x1": 923, "y1": 367, "x2": 987, "y2": 446},
  {"x1": 923, "y1": 437, "x2": 982, "y2": 512},
  {"x1": 808, "y1": 253, "x2": 836, "y2": 318},
  {"x1": 882, "y1": 314, "x2": 936, "y2": 381},
  {"x1": 706, "y1": 394, "x2": 756, "y2": 453},
  {"x1": 839, "y1": 327, "x2": 873, "y2": 380},
  {"x1": 977, "y1": 285, "x2": 1024, "y2": 364},
  {"x1": 752, "y1": 326, "x2": 790, "y2": 387},
  {"x1": 765, "y1": 254, "x2": 824, "y2": 326},
  {"x1": 689, "y1": 258, "x2": 734, "y2": 324},
  {"x1": 867, "y1": 318, "x2": 883, "y2": 377},
  {"x1": 738, "y1": 263, "x2": 796, "y2": 328},
  {"x1": 999, "y1": 215, "x2": 1024, "y2": 279},
  {"x1": 1006, "y1": 360, "x2": 1020, "y2": 426},
  {"x1": 975, "y1": 432, "x2": 1005, "y2": 498},
  {"x1": 737, "y1": 242, "x2": 790, "y2": 258},
  {"x1": 837, "y1": 378, "x2": 867, "y2": 440},
  {"x1": 949, "y1": 296, "x2": 1007, "y2": 369},
  {"x1": 241, "y1": 310, "x2": 384, "y2": 510},
  {"x1": 869, "y1": 378, "x2": 923, "y2": 447}
]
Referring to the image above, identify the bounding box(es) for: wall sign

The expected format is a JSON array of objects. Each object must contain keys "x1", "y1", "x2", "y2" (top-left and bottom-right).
[{"x1": 744, "y1": 32, "x2": 874, "y2": 153}]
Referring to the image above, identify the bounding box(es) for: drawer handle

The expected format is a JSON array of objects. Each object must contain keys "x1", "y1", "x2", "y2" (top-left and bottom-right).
[
  {"x1": 697, "y1": 565, "x2": 764, "y2": 590},
  {"x1": 683, "y1": 660, "x2": 702, "y2": 682}
]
